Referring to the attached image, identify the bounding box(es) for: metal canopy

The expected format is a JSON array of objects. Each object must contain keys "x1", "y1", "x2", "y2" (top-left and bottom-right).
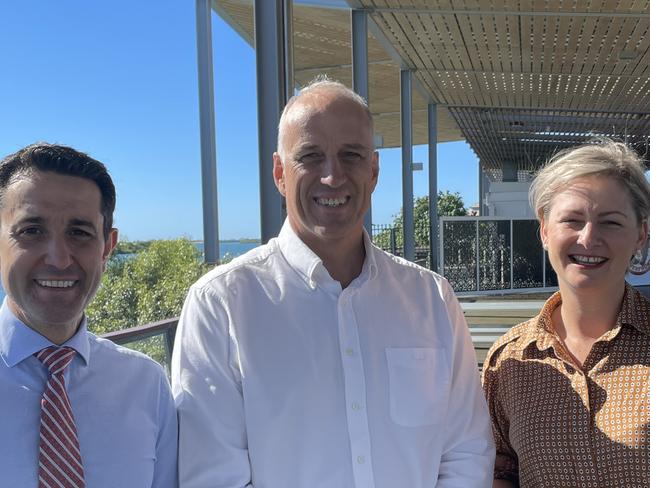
[{"x1": 214, "y1": 0, "x2": 650, "y2": 181}]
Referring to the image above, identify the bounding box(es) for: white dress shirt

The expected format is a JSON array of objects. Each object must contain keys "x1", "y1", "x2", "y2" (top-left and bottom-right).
[{"x1": 172, "y1": 221, "x2": 494, "y2": 488}]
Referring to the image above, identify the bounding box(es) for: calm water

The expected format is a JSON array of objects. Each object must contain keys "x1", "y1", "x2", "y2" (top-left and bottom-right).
[{"x1": 195, "y1": 240, "x2": 260, "y2": 259}]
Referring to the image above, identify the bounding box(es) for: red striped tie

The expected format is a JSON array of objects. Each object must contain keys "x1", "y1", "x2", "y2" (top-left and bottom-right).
[{"x1": 36, "y1": 346, "x2": 85, "y2": 488}]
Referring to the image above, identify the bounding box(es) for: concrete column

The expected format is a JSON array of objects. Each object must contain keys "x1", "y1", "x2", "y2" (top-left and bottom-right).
[
  {"x1": 400, "y1": 69, "x2": 414, "y2": 261},
  {"x1": 195, "y1": 0, "x2": 219, "y2": 264}
]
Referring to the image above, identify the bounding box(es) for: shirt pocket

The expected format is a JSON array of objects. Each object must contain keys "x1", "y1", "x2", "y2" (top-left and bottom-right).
[{"x1": 385, "y1": 347, "x2": 450, "y2": 427}]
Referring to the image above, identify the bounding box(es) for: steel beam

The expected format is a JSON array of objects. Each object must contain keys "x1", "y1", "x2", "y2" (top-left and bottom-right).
[
  {"x1": 401, "y1": 69, "x2": 415, "y2": 261},
  {"x1": 196, "y1": 0, "x2": 220, "y2": 264},
  {"x1": 254, "y1": 0, "x2": 290, "y2": 243},
  {"x1": 428, "y1": 103, "x2": 438, "y2": 272}
]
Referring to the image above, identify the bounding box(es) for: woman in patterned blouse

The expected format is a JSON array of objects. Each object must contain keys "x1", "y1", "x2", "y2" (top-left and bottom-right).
[{"x1": 483, "y1": 139, "x2": 650, "y2": 488}]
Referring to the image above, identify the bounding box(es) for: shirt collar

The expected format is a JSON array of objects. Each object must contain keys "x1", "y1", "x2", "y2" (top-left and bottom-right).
[
  {"x1": 520, "y1": 282, "x2": 650, "y2": 352},
  {"x1": 618, "y1": 282, "x2": 650, "y2": 336},
  {"x1": 0, "y1": 299, "x2": 90, "y2": 368},
  {"x1": 277, "y1": 219, "x2": 378, "y2": 290}
]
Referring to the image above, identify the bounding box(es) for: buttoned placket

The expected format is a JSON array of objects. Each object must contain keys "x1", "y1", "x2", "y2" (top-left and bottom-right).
[
  {"x1": 336, "y1": 287, "x2": 376, "y2": 488},
  {"x1": 552, "y1": 339, "x2": 601, "y2": 488}
]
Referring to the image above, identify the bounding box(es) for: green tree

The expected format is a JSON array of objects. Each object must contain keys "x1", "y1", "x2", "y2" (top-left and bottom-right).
[
  {"x1": 436, "y1": 191, "x2": 467, "y2": 217},
  {"x1": 375, "y1": 191, "x2": 467, "y2": 249},
  {"x1": 87, "y1": 239, "x2": 211, "y2": 362}
]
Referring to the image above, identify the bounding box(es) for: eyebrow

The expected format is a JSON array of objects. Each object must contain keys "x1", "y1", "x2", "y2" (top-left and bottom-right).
[
  {"x1": 13, "y1": 216, "x2": 44, "y2": 227},
  {"x1": 563, "y1": 209, "x2": 629, "y2": 218},
  {"x1": 12, "y1": 216, "x2": 98, "y2": 230},
  {"x1": 341, "y1": 143, "x2": 370, "y2": 151},
  {"x1": 598, "y1": 210, "x2": 629, "y2": 218},
  {"x1": 295, "y1": 144, "x2": 321, "y2": 154}
]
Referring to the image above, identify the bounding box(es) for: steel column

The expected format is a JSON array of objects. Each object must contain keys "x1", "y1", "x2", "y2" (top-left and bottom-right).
[
  {"x1": 352, "y1": 9, "x2": 372, "y2": 235},
  {"x1": 400, "y1": 70, "x2": 415, "y2": 261},
  {"x1": 254, "y1": 0, "x2": 290, "y2": 243},
  {"x1": 195, "y1": 0, "x2": 219, "y2": 264},
  {"x1": 427, "y1": 103, "x2": 438, "y2": 271},
  {"x1": 478, "y1": 160, "x2": 484, "y2": 216},
  {"x1": 283, "y1": 0, "x2": 294, "y2": 100}
]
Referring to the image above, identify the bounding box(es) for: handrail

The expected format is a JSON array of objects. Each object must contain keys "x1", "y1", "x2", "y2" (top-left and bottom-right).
[{"x1": 102, "y1": 318, "x2": 179, "y2": 369}]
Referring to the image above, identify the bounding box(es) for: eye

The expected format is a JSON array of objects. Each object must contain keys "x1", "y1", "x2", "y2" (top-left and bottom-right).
[
  {"x1": 342, "y1": 151, "x2": 362, "y2": 160},
  {"x1": 298, "y1": 152, "x2": 322, "y2": 164},
  {"x1": 559, "y1": 218, "x2": 584, "y2": 229},
  {"x1": 602, "y1": 220, "x2": 623, "y2": 227},
  {"x1": 69, "y1": 228, "x2": 94, "y2": 239},
  {"x1": 15, "y1": 226, "x2": 44, "y2": 238}
]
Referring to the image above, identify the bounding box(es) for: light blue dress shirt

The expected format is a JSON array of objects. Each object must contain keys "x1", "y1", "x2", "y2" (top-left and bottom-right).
[{"x1": 0, "y1": 300, "x2": 178, "y2": 487}]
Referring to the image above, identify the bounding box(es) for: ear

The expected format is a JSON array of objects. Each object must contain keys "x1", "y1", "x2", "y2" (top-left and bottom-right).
[
  {"x1": 636, "y1": 219, "x2": 648, "y2": 251},
  {"x1": 273, "y1": 152, "x2": 286, "y2": 197},
  {"x1": 370, "y1": 150, "x2": 379, "y2": 192},
  {"x1": 540, "y1": 216, "x2": 548, "y2": 249},
  {"x1": 102, "y1": 228, "x2": 119, "y2": 271}
]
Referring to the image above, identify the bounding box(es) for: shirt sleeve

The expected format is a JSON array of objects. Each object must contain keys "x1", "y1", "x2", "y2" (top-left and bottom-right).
[
  {"x1": 436, "y1": 279, "x2": 496, "y2": 488},
  {"x1": 482, "y1": 343, "x2": 520, "y2": 484},
  {"x1": 151, "y1": 370, "x2": 179, "y2": 488},
  {"x1": 171, "y1": 285, "x2": 253, "y2": 488}
]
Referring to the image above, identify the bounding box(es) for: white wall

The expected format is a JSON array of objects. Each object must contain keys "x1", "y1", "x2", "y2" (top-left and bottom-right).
[{"x1": 484, "y1": 181, "x2": 535, "y2": 218}]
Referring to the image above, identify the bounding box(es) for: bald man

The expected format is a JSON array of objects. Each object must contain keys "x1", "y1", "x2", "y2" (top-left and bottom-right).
[{"x1": 172, "y1": 78, "x2": 494, "y2": 488}]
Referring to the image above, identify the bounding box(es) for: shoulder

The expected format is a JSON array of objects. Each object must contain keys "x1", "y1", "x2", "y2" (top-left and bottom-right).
[
  {"x1": 87, "y1": 333, "x2": 168, "y2": 382},
  {"x1": 372, "y1": 244, "x2": 450, "y2": 292},
  {"x1": 484, "y1": 319, "x2": 536, "y2": 370},
  {"x1": 191, "y1": 240, "x2": 280, "y2": 294}
]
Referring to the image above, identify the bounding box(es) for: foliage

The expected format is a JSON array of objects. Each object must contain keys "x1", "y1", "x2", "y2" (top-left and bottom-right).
[
  {"x1": 436, "y1": 191, "x2": 467, "y2": 217},
  {"x1": 374, "y1": 191, "x2": 467, "y2": 250},
  {"x1": 86, "y1": 239, "x2": 211, "y2": 362},
  {"x1": 113, "y1": 240, "x2": 153, "y2": 255}
]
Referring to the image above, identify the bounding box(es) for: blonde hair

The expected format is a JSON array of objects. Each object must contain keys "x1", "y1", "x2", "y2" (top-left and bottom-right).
[{"x1": 529, "y1": 139, "x2": 650, "y2": 223}]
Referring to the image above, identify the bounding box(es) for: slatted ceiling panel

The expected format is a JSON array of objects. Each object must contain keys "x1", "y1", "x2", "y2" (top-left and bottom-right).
[
  {"x1": 618, "y1": 20, "x2": 644, "y2": 75},
  {"x1": 217, "y1": 0, "x2": 650, "y2": 179},
  {"x1": 449, "y1": 106, "x2": 650, "y2": 171},
  {"x1": 629, "y1": 21, "x2": 650, "y2": 76},
  {"x1": 366, "y1": 63, "x2": 401, "y2": 113}
]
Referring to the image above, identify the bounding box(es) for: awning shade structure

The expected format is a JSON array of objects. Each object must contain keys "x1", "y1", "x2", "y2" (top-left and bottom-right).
[{"x1": 214, "y1": 0, "x2": 650, "y2": 181}]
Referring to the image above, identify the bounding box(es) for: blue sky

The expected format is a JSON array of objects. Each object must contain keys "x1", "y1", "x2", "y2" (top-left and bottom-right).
[{"x1": 0, "y1": 1, "x2": 478, "y2": 241}]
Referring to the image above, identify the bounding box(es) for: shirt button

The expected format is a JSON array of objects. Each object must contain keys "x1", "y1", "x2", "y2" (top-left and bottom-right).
[
  {"x1": 345, "y1": 348, "x2": 354, "y2": 356},
  {"x1": 351, "y1": 402, "x2": 361, "y2": 410},
  {"x1": 357, "y1": 455, "x2": 365, "y2": 464}
]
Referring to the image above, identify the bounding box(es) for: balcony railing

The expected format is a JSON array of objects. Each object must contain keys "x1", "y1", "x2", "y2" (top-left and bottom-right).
[{"x1": 101, "y1": 318, "x2": 178, "y2": 373}]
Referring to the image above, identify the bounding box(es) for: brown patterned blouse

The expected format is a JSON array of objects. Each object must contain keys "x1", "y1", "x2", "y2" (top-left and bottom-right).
[{"x1": 483, "y1": 284, "x2": 650, "y2": 488}]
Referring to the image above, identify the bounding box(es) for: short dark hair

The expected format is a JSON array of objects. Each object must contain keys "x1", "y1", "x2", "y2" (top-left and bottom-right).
[{"x1": 0, "y1": 142, "x2": 116, "y2": 239}]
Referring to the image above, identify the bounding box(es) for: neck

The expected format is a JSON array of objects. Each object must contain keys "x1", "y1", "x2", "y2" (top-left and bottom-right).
[
  {"x1": 555, "y1": 282, "x2": 625, "y2": 341},
  {"x1": 307, "y1": 234, "x2": 366, "y2": 289}
]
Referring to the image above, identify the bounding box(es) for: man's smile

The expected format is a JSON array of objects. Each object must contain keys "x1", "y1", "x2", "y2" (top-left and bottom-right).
[
  {"x1": 35, "y1": 279, "x2": 78, "y2": 288},
  {"x1": 314, "y1": 196, "x2": 350, "y2": 207}
]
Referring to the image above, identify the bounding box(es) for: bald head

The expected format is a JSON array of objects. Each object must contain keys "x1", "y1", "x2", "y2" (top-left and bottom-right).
[{"x1": 277, "y1": 79, "x2": 373, "y2": 161}]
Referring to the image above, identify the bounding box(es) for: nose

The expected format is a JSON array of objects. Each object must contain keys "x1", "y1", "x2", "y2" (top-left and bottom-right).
[
  {"x1": 576, "y1": 222, "x2": 599, "y2": 248},
  {"x1": 44, "y1": 235, "x2": 74, "y2": 270},
  {"x1": 320, "y1": 155, "x2": 347, "y2": 188}
]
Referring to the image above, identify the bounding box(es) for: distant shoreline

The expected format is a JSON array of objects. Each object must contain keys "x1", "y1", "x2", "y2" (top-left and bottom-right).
[{"x1": 191, "y1": 239, "x2": 260, "y2": 244}]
